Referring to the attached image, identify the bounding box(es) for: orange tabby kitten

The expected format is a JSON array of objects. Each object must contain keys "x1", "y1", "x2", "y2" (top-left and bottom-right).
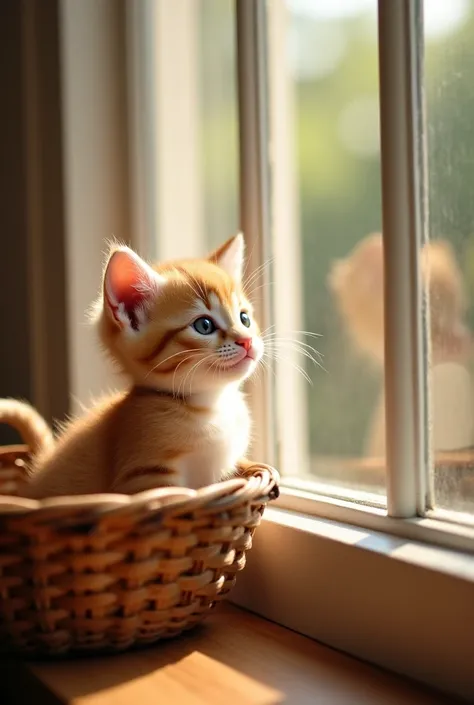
[{"x1": 9, "y1": 234, "x2": 270, "y2": 499}]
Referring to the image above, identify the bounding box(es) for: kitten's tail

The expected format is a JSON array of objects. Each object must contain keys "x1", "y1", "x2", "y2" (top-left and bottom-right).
[{"x1": 0, "y1": 399, "x2": 54, "y2": 455}]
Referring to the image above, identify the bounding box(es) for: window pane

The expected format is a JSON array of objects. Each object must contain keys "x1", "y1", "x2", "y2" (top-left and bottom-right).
[
  {"x1": 425, "y1": 0, "x2": 474, "y2": 515},
  {"x1": 199, "y1": 0, "x2": 239, "y2": 249},
  {"x1": 271, "y1": 0, "x2": 385, "y2": 497}
]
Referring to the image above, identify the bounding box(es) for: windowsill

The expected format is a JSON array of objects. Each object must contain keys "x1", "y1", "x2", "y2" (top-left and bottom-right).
[
  {"x1": 277, "y1": 485, "x2": 474, "y2": 554},
  {"x1": 1, "y1": 603, "x2": 451, "y2": 705},
  {"x1": 231, "y1": 508, "x2": 474, "y2": 701}
]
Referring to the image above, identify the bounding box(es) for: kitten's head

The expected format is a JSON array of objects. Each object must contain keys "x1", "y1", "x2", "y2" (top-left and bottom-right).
[
  {"x1": 329, "y1": 233, "x2": 466, "y2": 363},
  {"x1": 93, "y1": 234, "x2": 264, "y2": 397}
]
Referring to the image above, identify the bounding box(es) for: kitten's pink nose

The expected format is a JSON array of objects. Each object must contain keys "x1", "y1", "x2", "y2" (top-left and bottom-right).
[{"x1": 235, "y1": 337, "x2": 252, "y2": 353}]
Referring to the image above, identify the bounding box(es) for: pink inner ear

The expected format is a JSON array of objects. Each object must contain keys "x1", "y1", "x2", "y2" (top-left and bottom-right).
[{"x1": 105, "y1": 250, "x2": 155, "y2": 330}]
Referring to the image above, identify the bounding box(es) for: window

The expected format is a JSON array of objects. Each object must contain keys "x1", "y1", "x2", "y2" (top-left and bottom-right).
[
  {"x1": 270, "y1": 0, "x2": 386, "y2": 499},
  {"x1": 60, "y1": 0, "x2": 474, "y2": 700},
  {"x1": 268, "y1": 0, "x2": 474, "y2": 532},
  {"x1": 271, "y1": 0, "x2": 474, "y2": 523}
]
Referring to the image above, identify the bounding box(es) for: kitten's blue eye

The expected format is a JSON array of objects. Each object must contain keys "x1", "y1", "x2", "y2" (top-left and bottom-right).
[
  {"x1": 240, "y1": 311, "x2": 251, "y2": 328},
  {"x1": 193, "y1": 316, "x2": 216, "y2": 335}
]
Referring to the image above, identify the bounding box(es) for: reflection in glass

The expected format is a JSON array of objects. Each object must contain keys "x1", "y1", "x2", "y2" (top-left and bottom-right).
[
  {"x1": 331, "y1": 236, "x2": 474, "y2": 460},
  {"x1": 328, "y1": 233, "x2": 384, "y2": 461}
]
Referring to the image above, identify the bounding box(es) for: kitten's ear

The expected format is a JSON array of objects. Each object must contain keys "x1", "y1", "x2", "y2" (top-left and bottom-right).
[
  {"x1": 103, "y1": 246, "x2": 165, "y2": 332},
  {"x1": 209, "y1": 232, "x2": 245, "y2": 282}
]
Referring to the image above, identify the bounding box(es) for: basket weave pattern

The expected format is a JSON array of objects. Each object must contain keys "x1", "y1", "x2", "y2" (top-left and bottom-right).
[{"x1": 0, "y1": 445, "x2": 278, "y2": 656}]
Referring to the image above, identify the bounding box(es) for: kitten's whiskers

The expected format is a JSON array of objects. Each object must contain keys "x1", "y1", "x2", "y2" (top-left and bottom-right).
[
  {"x1": 171, "y1": 352, "x2": 202, "y2": 398},
  {"x1": 146, "y1": 348, "x2": 201, "y2": 379},
  {"x1": 177, "y1": 354, "x2": 210, "y2": 398},
  {"x1": 242, "y1": 257, "x2": 274, "y2": 294}
]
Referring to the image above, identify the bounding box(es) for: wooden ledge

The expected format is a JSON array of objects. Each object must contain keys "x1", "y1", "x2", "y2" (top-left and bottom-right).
[{"x1": 2, "y1": 603, "x2": 454, "y2": 705}]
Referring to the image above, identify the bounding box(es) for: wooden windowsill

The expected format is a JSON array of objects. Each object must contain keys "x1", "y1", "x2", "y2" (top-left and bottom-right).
[{"x1": 2, "y1": 603, "x2": 455, "y2": 705}]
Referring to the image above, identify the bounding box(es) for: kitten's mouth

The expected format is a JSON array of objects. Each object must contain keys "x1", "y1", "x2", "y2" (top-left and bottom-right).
[{"x1": 219, "y1": 353, "x2": 256, "y2": 371}]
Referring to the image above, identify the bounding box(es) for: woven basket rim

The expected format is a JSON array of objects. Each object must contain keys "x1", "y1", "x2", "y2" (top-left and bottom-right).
[{"x1": 0, "y1": 444, "x2": 279, "y2": 520}]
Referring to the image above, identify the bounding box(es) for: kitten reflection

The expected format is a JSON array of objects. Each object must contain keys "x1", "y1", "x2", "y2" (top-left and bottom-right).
[{"x1": 329, "y1": 234, "x2": 474, "y2": 458}]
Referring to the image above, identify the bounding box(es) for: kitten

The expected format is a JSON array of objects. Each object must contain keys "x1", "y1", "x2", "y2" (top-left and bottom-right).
[
  {"x1": 329, "y1": 234, "x2": 474, "y2": 457},
  {"x1": 11, "y1": 233, "x2": 270, "y2": 499}
]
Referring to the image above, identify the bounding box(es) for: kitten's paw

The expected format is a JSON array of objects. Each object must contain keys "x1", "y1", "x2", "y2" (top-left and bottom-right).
[{"x1": 236, "y1": 460, "x2": 280, "y2": 500}]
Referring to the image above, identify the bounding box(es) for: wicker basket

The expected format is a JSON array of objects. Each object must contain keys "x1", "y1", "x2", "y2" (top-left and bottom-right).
[{"x1": 0, "y1": 444, "x2": 279, "y2": 656}]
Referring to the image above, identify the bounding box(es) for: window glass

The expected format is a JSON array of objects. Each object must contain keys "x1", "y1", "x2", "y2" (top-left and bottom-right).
[
  {"x1": 200, "y1": 0, "x2": 239, "y2": 248},
  {"x1": 425, "y1": 0, "x2": 474, "y2": 514},
  {"x1": 273, "y1": 0, "x2": 385, "y2": 496}
]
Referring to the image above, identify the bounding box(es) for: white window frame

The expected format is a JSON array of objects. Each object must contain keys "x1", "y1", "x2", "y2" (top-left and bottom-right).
[{"x1": 59, "y1": 0, "x2": 474, "y2": 700}]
